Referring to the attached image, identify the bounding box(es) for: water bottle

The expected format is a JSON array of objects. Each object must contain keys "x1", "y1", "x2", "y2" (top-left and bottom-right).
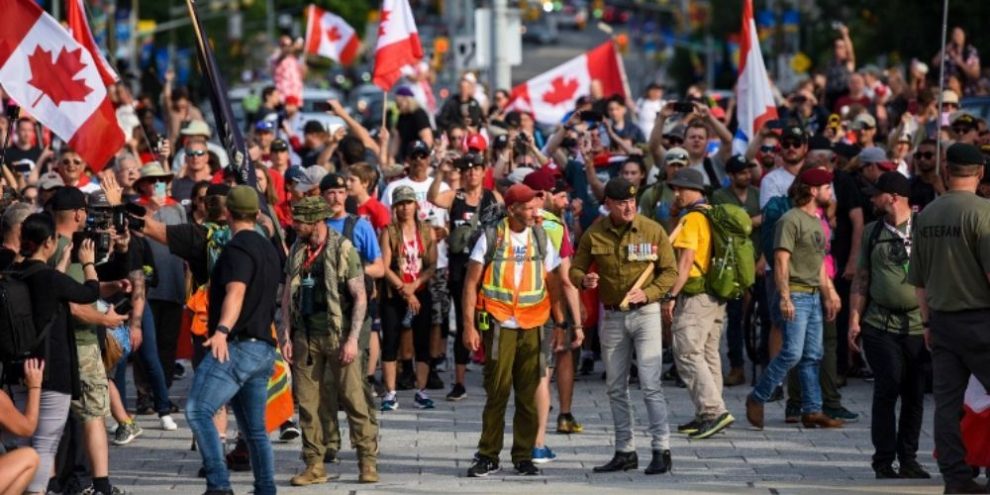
[{"x1": 300, "y1": 275, "x2": 315, "y2": 316}]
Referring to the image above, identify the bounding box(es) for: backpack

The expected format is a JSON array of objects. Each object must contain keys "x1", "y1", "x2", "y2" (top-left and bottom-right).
[
  {"x1": 760, "y1": 195, "x2": 793, "y2": 269},
  {"x1": 448, "y1": 192, "x2": 503, "y2": 256},
  {"x1": 0, "y1": 264, "x2": 49, "y2": 363},
  {"x1": 684, "y1": 204, "x2": 755, "y2": 300},
  {"x1": 482, "y1": 222, "x2": 549, "y2": 268}
]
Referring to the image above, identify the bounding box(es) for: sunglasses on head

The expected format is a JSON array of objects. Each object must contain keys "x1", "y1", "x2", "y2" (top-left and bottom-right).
[
  {"x1": 666, "y1": 152, "x2": 689, "y2": 163},
  {"x1": 780, "y1": 140, "x2": 804, "y2": 149},
  {"x1": 915, "y1": 151, "x2": 935, "y2": 159},
  {"x1": 186, "y1": 149, "x2": 207, "y2": 157},
  {"x1": 760, "y1": 145, "x2": 781, "y2": 153}
]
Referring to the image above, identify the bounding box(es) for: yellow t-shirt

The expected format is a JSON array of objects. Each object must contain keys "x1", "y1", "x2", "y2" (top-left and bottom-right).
[{"x1": 673, "y1": 211, "x2": 711, "y2": 278}]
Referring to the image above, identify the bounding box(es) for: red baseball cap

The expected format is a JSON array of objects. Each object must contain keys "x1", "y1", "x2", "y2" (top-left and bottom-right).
[
  {"x1": 285, "y1": 95, "x2": 301, "y2": 107},
  {"x1": 465, "y1": 133, "x2": 487, "y2": 152},
  {"x1": 798, "y1": 167, "x2": 834, "y2": 186},
  {"x1": 503, "y1": 184, "x2": 541, "y2": 208},
  {"x1": 522, "y1": 167, "x2": 555, "y2": 192}
]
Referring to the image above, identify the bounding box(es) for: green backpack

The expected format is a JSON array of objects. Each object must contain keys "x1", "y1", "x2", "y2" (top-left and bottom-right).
[{"x1": 683, "y1": 204, "x2": 756, "y2": 300}]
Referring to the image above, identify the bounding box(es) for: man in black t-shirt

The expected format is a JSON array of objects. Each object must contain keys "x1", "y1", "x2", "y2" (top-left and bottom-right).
[{"x1": 184, "y1": 186, "x2": 280, "y2": 495}]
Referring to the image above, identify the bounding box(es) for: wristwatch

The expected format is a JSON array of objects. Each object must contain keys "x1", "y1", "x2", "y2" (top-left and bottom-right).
[
  {"x1": 216, "y1": 325, "x2": 231, "y2": 335},
  {"x1": 555, "y1": 321, "x2": 571, "y2": 331},
  {"x1": 661, "y1": 291, "x2": 677, "y2": 302}
]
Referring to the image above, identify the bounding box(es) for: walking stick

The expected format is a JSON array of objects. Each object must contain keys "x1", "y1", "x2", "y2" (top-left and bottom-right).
[{"x1": 617, "y1": 223, "x2": 683, "y2": 310}]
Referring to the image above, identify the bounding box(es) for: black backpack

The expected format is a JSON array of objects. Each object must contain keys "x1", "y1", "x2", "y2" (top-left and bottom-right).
[{"x1": 0, "y1": 264, "x2": 48, "y2": 363}]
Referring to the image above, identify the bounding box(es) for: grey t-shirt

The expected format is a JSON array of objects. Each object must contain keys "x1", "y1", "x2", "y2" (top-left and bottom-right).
[{"x1": 148, "y1": 204, "x2": 188, "y2": 303}]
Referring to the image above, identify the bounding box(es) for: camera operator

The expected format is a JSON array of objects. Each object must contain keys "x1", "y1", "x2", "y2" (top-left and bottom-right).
[{"x1": 48, "y1": 187, "x2": 130, "y2": 495}]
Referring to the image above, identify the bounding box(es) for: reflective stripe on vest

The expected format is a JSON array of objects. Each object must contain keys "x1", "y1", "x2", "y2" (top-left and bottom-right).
[{"x1": 480, "y1": 224, "x2": 549, "y2": 328}]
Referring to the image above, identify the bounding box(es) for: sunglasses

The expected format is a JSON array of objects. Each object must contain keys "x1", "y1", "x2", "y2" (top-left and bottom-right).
[
  {"x1": 666, "y1": 137, "x2": 684, "y2": 145},
  {"x1": 952, "y1": 126, "x2": 974, "y2": 134},
  {"x1": 780, "y1": 140, "x2": 804, "y2": 149},
  {"x1": 914, "y1": 151, "x2": 935, "y2": 159},
  {"x1": 60, "y1": 158, "x2": 83, "y2": 165},
  {"x1": 760, "y1": 145, "x2": 781, "y2": 154},
  {"x1": 186, "y1": 149, "x2": 207, "y2": 157},
  {"x1": 410, "y1": 152, "x2": 430, "y2": 159}
]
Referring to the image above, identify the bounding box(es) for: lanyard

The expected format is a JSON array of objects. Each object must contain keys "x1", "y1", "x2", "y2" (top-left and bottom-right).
[
  {"x1": 882, "y1": 217, "x2": 911, "y2": 258},
  {"x1": 302, "y1": 240, "x2": 326, "y2": 272}
]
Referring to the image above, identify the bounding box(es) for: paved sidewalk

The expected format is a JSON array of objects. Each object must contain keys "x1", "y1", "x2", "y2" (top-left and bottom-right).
[{"x1": 111, "y1": 359, "x2": 950, "y2": 494}]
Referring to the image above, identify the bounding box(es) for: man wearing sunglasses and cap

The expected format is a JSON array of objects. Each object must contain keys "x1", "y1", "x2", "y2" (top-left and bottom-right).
[
  {"x1": 759, "y1": 124, "x2": 809, "y2": 209},
  {"x1": 571, "y1": 177, "x2": 678, "y2": 475},
  {"x1": 639, "y1": 147, "x2": 690, "y2": 232}
]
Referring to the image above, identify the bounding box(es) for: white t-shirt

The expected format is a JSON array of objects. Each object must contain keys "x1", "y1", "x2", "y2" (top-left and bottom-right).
[
  {"x1": 636, "y1": 97, "x2": 665, "y2": 138},
  {"x1": 759, "y1": 167, "x2": 797, "y2": 209},
  {"x1": 382, "y1": 176, "x2": 451, "y2": 268},
  {"x1": 469, "y1": 228, "x2": 561, "y2": 329}
]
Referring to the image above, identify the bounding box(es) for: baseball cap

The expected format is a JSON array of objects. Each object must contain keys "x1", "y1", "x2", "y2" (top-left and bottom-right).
[
  {"x1": 465, "y1": 133, "x2": 487, "y2": 152},
  {"x1": 666, "y1": 168, "x2": 707, "y2": 191},
  {"x1": 858, "y1": 146, "x2": 896, "y2": 171},
  {"x1": 48, "y1": 187, "x2": 87, "y2": 211},
  {"x1": 254, "y1": 120, "x2": 276, "y2": 133},
  {"x1": 522, "y1": 167, "x2": 556, "y2": 192},
  {"x1": 271, "y1": 139, "x2": 289, "y2": 152},
  {"x1": 724, "y1": 155, "x2": 749, "y2": 174},
  {"x1": 664, "y1": 147, "x2": 690, "y2": 165},
  {"x1": 319, "y1": 172, "x2": 347, "y2": 192},
  {"x1": 395, "y1": 86, "x2": 415, "y2": 98},
  {"x1": 870, "y1": 171, "x2": 911, "y2": 197},
  {"x1": 283, "y1": 166, "x2": 306, "y2": 184},
  {"x1": 942, "y1": 89, "x2": 960, "y2": 105},
  {"x1": 507, "y1": 166, "x2": 535, "y2": 185},
  {"x1": 303, "y1": 120, "x2": 326, "y2": 134},
  {"x1": 38, "y1": 171, "x2": 65, "y2": 191},
  {"x1": 503, "y1": 184, "x2": 540, "y2": 208},
  {"x1": 604, "y1": 178, "x2": 637, "y2": 201},
  {"x1": 662, "y1": 123, "x2": 685, "y2": 140},
  {"x1": 294, "y1": 166, "x2": 328, "y2": 194},
  {"x1": 180, "y1": 119, "x2": 211, "y2": 137},
  {"x1": 852, "y1": 113, "x2": 877, "y2": 130},
  {"x1": 950, "y1": 111, "x2": 978, "y2": 127},
  {"x1": 798, "y1": 168, "x2": 833, "y2": 186},
  {"x1": 284, "y1": 95, "x2": 301, "y2": 107},
  {"x1": 391, "y1": 185, "x2": 418, "y2": 205},
  {"x1": 226, "y1": 185, "x2": 260, "y2": 215},
  {"x1": 781, "y1": 124, "x2": 807, "y2": 142},
  {"x1": 946, "y1": 143, "x2": 984, "y2": 166},
  {"x1": 407, "y1": 140, "x2": 430, "y2": 157}
]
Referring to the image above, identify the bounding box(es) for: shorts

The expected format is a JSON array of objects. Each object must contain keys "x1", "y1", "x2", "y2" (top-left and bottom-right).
[
  {"x1": 70, "y1": 343, "x2": 111, "y2": 422},
  {"x1": 540, "y1": 322, "x2": 574, "y2": 372}
]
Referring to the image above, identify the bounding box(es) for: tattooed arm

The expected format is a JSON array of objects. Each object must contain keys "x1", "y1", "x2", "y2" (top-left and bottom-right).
[
  {"x1": 128, "y1": 269, "x2": 146, "y2": 349},
  {"x1": 339, "y1": 275, "x2": 366, "y2": 365}
]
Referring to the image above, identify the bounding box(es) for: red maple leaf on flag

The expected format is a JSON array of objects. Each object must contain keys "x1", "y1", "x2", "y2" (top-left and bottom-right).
[
  {"x1": 378, "y1": 10, "x2": 391, "y2": 37},
  {"x1": 542, "y1": 76, "x2": 579, "y2": 106},
  {"x1": 27, "y1": 46, "x2": 92, "y2": 107},
  {"x1": 326, "y1": 26, "x2": 342, "y2": 43}
]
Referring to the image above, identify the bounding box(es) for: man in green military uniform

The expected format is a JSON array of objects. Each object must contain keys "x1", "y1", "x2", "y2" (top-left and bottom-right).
[
  {"x1": 908, "y1": 143, "x2": 990, "y2": 494},
  {"x1": 279, "y1": 197, "x2": 379, "y2": 485},
  {"x1": 571, "y1": 177, "x2": 678, "y2": 475},
  {"x1": 848, "y1": 172, "x2": 931, "y2": 480}
]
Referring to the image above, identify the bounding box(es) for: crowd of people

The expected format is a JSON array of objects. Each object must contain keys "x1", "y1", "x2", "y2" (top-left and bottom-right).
[{"x1": 0, "y1": 23, "x2": 989, "y2": 495}]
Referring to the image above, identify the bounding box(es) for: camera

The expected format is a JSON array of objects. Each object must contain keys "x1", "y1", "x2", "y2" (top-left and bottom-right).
[
  {"x1": 493, "y1": 134, "x2": 510, "y2": 150},
  {"x1": 513, "y1": 133, "x2": 530, "y2": 156},
  {"x1": 456, "y1": 151, "x2": 485, "y2": 169}
]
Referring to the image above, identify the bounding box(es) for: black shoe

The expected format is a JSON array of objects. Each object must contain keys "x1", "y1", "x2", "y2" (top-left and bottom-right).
[
  {"x1": 397, "y1": 370, "x2": 416, "y2": 391},
  {"x1": 203, "y1": 491, "x2": 234, "y2": 495},
  {"x1": 225, "y1": 438, "x2": 251, "y2": 472},
  {"x1": 515, "y1": 460, "x2": 540, "y2": 476},
  {"x1": 662, "y1": 366, "x2": 679, "y2": 382},
  {"x1": 675, "y1": 376, "x2": 687, "y2": 388},
  {"x1": 768, "y1": 385, "x2": 784, "y2": 402},
  {"x1": 580, "y1": 357, "x2": 594, "y2": 375},
  {"x1": 874, "y1": 464, "x2": 901, "y2": 479},
  {"x1": 467, "y1": 455, "x2": 500, "y2": 477},
  {"x1": 677, "y1": 419, "x2": 702, "y2": 435},
  {"x1": 446, "y1": 383, "x2": 467, "y2": 401},
  {"x1": 629, "y1": 365, "x2": 639, "y2": 384},
  {"x1": 173, "y1": 362, "x2": 186, "y2": 379},
  {"x1": 644, "y1": 449, "x2": 672, "y2": 475},
  {"x1": 943, "y1": 479, "x2": 986, "y2": 494},
  {"x1": 426, "y1": 369, "x2": 445, "y2": 390},
  {"x1": 279, "y1": 420, "x2": 301, "y2": 441},
  {"x1": 593, "y1": 451, "x2": 638, "y2": 472},
  {"x1": 324, "y1": 449, "x2": 339, "y2": 464},
  {"x1": 898, "y1": 460, "x2": 931, "y2": 479},
  {"x1": 197, "y1": 466, "x2": 207, "y2": 478}
]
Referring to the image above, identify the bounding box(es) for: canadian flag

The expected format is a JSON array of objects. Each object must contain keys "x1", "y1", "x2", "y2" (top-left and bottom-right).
[
  {"x1": 0, "y1": 0, "x2": 123, "y2": 171},
  {"x1": 733, "y1": 0, "x2": 778, "y2": 154},
  {"x1": 372, "y1": 0, "x2": 423, "y2": 91},
  {"x1": 507, "y1": 41, "x2": 626, "y2": 125},
  {"x1": 66, "y1": 0, "x2": 118, "y2": 87},
  {"x1": 304, "y1": 5, "x2": 360, "y2": 66}
]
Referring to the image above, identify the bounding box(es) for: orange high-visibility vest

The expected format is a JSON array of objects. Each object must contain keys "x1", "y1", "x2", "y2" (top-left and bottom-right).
[{"x1": 479, "y1": 223, "x2": 551, "y2": 329}]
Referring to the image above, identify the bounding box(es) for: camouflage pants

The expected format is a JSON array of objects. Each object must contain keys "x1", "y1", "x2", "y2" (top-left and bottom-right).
[{"x1": 70, "y1": 343, "x2": 110, "y2": 422}]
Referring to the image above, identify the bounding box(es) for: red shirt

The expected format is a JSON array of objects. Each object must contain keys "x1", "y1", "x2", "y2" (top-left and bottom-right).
[{"x1": 357, "y1": 197, "x2": 390, "y2": 231}]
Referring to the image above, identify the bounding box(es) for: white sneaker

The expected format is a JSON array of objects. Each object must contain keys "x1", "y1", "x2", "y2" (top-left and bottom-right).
[{"x1": 160, "y1": 414, "x2": 178, "y2": 431}]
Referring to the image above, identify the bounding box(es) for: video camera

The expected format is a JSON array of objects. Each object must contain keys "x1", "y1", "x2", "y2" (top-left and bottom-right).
[{"x1": 71, "y1": 202, "x2": 147, "y2": 263}]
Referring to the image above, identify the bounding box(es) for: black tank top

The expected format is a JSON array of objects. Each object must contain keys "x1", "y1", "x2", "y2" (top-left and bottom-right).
[{"x1": 449, "y1": 189, "x2": 497, "y2": 284}]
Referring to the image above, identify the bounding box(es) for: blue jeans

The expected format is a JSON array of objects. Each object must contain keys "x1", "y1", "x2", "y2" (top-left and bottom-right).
[
  {"x1": 185, "y1": 340, "x2": 276, "y2": 494},
  {"x1": 752, "y1": 292, "x2": 824, "y2": 414},
  {"x1": 114, "y1": 307, "x2": 171, "y2": 414}
]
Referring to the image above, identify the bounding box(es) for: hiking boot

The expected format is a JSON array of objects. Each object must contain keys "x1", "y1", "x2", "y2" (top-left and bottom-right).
[
  {"x1": 644, "y1": 449, "x2": 672, "y2": 475},
  {"x1": 689, "y1": 412, "x2": 734, "y2": 440},
  {"x1": 823, "y1": 406, "x2": 860, "y2": 423},
  {"x1": 467, "y1": 455, "x2": 500, "y2": 477},
  {"x1": 515, "y1": 460, "x2": 540, "y2": 475},
  {"x1": 724, "y1": 367, "x2": 745, "y2": 387},
  {"x1": 359, "y1": 461, "x2": 379, "y2": 483},
  {"x1": 785, "y1": 404, "x2": 801, "y2": 424},
  {"x1": 801, "y1": 412, "x2": 844, "y2": 428},
  {"x1": 446, "y1": 383, "x2": 467, "y2": 401},
  {"x1": 899, "y1": 460, "x2": 931, "y2": 479},
  {"x1": 556, "y1": 413, "x2": 583, "y2": 434},
  {"x1": 112, "y1": 422, "x2": 143, "y2": 446},
  {"x1": 290, "y1": 464, "x2": 331, "y2": 486},
  {"x1": 426, "y1": 369, "x2": 444, "y2": 390},
  {"x1": 593, "y1": 451, "x2": 638, "y2": 472},
  {"x1": 745, "y1": 394, "x2": 764, "y2": 430}
]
